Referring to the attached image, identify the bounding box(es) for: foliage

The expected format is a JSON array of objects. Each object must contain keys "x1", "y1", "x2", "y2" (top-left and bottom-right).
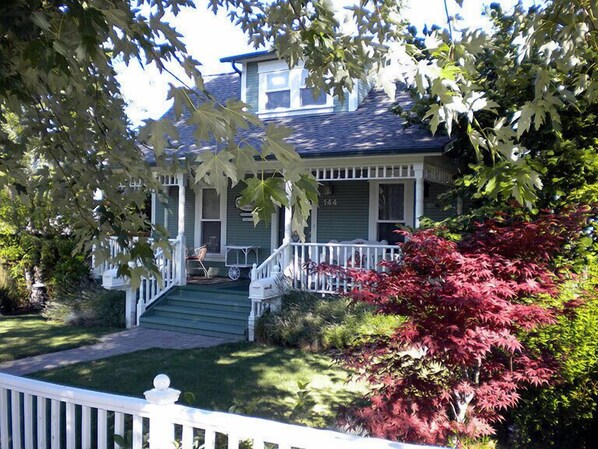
[
  {"x1": 0, "y1": 232, "x2": 90, "y2": 303},
  {"x1": 0, "y1": 314, "x2": 113, "y2": 363},
  {"x1": 319, "y1": 206, "x2": 596, "y2": 446},
  {"x1": 42, "y1": 281, "x2": 125, "y2": 328},
  {"x1": 375, "y1": 0, "x2": 598, "y2": 207},
  {"x1": 256, "y1": 290, "x2": 402, "y2": 351},
  {"x1": 0, "y1": 263, "x2": 23, "y2": 314},
  {"x1": 505, "y1": 261, "x2": 598, "y2": 449}
]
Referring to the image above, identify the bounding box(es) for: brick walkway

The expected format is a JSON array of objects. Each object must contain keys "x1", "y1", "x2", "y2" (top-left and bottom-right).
[{"x1": 0, "y1": 327, "x2": 229, "y2": 376}]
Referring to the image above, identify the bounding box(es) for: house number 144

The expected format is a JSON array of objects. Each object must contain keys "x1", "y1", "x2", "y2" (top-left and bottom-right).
[{"x1": 322, "y1": 199, "x2": 338, "y2": 206}]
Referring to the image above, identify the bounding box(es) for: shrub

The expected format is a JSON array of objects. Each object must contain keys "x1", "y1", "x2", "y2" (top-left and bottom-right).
[
  {"x1": 319, "y1": 206, "x2": 596, "y2": 446},
  {"x1": 256, "y1": 290, "x2": 402, "y2": 351},
  {"x1": 506, "y1": 261, "x2": 598, "y2": 449},
  {"x1": 0, "y1": 264, "x2": 24, "y2": 314},
  {"x1": 43, "y1": 281, "x2": 125, "y2": 328}
]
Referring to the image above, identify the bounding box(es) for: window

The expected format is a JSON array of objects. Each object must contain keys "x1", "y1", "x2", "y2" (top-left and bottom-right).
[
  {"x1": 300, "y1": 70, "x2": 327, "y2": 106},
  {"x1": 258, "y1": 61, "x2": 333, "y2": 115},
  {"x1": 376, "y1": 184, "x2": 406, "y2": 245},
  {"x1": 199, "y1": 188, "x2": 222, "y2": 254},
  {"x1": 265, "y1": 71, "x2": 290, "y2": 110}
]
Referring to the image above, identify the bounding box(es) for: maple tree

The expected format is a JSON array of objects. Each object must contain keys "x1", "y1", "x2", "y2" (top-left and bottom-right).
[{"x1": 321, "y1": 206, "x2": 596, "y2": 446}]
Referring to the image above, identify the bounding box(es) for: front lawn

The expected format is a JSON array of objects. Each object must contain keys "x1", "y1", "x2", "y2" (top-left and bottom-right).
[
  {"x1": 0, "y1": 314, "x2": 115, "y2": 363},
  {"x1": 30, "y1": 342, "x2": 365, "y2": 428}
]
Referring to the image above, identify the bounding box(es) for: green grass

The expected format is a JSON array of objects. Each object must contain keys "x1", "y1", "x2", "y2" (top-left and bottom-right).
[
  {"x1": 30, "y1": 342, "x2": 366, "y2": 428},
  {"x1": 0, "y1": 314, "x2": 115, "y2": 363}
]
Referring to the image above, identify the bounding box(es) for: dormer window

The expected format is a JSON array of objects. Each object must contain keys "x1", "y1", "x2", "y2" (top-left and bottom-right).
[
  {"x1": 265, "y1": 71, "x2": 290, "y2": 109},
  {"x1": 300, "y1": 70, "x2": 327, "y2": 107},
  {"x1": 258, "y1": 60, "x2": 333, "y2": 117}
]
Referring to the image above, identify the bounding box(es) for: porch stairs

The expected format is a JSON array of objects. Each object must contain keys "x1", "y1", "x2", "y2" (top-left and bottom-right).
[{"x1": 138, "y1": 283, "x2": 251, "y2": 341}]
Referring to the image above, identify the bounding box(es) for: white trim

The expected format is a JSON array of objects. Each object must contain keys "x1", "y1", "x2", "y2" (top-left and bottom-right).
[
  {"x1": 240, "y1": 63, "x2": 247, "y2": 103},
  {"x1": 348, "y1": 80, "x2": 360, "y2": 112},
  {"x1": 150, "y1": 192, "x2": 156, "y2": 226},
  {"x1": 369, "y1": 180, "x2": 415, "y2": 241},
  {"x1": 193, "y1": 186, "x2": 227, "y2": 257},
  {"x1": 270, "y1": 211, "x2": 278, "y2": 254}
]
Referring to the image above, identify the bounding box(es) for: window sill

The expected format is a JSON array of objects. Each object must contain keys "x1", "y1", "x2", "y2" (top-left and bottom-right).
[{"x1": 257, "y1": 105, "x2": 334, "y2": 119}]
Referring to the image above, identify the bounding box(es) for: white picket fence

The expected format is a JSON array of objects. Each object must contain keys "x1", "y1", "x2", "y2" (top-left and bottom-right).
[{"x1": 0, "y1": 373, "x2": 442, "y2": 449}]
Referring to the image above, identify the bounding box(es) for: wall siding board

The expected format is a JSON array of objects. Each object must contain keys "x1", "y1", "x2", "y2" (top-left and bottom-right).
[
  {"x1": 423, "y1": 182, "x2": 455, "y2": 222},
  {"x1": 226, "y1": 183, "x2": 272, "y2": 257},
  {"x1": 184, "y1": 189, "x2": 196, "y2": 249},
  {"x1": 317, "y1": 181, "x2": 369, "y2": 242},
  {"x1": 166, "y1": 186, "x2": 178, "y2": 237},
  {"x1": 358, "y1": 79, "x2": 373, "y2": 105}
]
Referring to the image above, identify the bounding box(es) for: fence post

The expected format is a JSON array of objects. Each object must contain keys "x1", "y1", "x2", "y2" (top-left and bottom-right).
[
  {"x1": 144, "y1": 374, "x2": 180, "y2": 449},
  {"x1": 125, "y1": 288, "x2": 136, "y2": 328}
]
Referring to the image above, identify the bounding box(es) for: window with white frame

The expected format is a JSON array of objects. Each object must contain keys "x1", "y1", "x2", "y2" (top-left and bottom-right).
[
  {"x1": 258, "y1": 61, "x2": 333, "y2": 115},
  {"x1": 197, "y1": 188, "x2": 224, "y2": 255}
]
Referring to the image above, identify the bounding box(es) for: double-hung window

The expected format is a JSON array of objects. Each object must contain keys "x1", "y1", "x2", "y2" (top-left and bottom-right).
[
  {"x1": 258, "y1": 61, "x2": 333, "y2": 115},
  {"x1": 369, "y1": 182, "x2": 414, "y2": 245},
  {"x1": 265, "y1": 71, "x2": 291, "y2": 110},
  {"x1": 300, "y1": 70, "x2": 327, "y2": 107},
  {"x1": 196, "y1": 188, "x2": 224, "y2": 255}
]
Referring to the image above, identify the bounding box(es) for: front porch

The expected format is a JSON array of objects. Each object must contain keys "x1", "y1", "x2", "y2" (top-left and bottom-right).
[{"x1": 98, "y1": 156, "x2": 457, "y2": 339}]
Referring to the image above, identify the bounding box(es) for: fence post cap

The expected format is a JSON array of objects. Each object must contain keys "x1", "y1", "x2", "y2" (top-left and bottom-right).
[{"x1": 144, "y1": 374, "x2": 181, "y2": 405}]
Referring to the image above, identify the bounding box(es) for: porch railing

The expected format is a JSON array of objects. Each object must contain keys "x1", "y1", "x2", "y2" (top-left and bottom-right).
[
  {"x1": 136, "y1": 238, "x2": 182, "y2": 323},
  {"x1": 289, "y1": 242, "x2": 400, "y2": 294},
  {"x1": 250, "y1": 242, "x2": 290, "y2": 281},
  {"x1": 92, "y1": 236, "x2": 183, "y2": 326},
  {"x1": 0, "y1": 373, "x2": 441, "y2": 449}
]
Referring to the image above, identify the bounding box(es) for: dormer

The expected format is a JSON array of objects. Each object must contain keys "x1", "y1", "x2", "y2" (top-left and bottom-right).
[{"x1": 220, "y1": 51, "x2": 369, "y2": 118}]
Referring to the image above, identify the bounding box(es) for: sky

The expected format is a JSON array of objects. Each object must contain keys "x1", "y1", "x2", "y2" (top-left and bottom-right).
[{"x1": 117, "y1": 0, "x2": 535, "y2": 126}]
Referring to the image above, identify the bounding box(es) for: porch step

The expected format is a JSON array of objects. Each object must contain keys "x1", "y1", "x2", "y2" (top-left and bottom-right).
[{"x1": 139, "y1": 282, "x2": 251, "y2": 341}]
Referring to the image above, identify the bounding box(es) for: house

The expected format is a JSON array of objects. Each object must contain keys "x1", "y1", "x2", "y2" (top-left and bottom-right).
[{"x1": 101, "y1": 51, "x2": 458, "y2": 339}]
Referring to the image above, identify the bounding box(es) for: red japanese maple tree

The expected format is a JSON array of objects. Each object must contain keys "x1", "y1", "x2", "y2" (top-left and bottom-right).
[{"x1": 326, "y1": 207, "x2": 594, "y2": 446}]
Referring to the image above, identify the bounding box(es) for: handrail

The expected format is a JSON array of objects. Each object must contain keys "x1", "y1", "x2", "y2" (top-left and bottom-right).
[
  {"x1": 136, "y1": 236, "x2": 182, "y2": 323},
  {"x1": 251, "y1": 241, "x2": 290, "y2": 281}
]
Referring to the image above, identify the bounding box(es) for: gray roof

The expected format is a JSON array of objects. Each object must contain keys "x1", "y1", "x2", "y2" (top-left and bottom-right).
[{"x1": 148, "y1": 72, "x2": 450, "y2": 162}]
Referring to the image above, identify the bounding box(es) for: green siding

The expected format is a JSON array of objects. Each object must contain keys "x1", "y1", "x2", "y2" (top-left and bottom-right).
[
  {"x1": 154, "y1": 196, "x2": 165, "y2": 232},
  {"x1": 333, "y1": 94, "x2": 348, "y2": 112},
  {"x1": 424, "y1": 182, "x2": 455, "y2": 222},
  {"x1": 226, "y1": 183, "x2": 272, "y2": 259},
  {"x1": 317, "y1": 181, "x2": 369, "y2": 242},
  {"x1": 184, "y1": 189, "x2": 195, "y2": 249},
  {"x1": 246, "y1": 62, "x2": 259, "y2": 111},
  {"x1": 358, "y1": 79, "x2": 373, "y2": 105},
  {"x1": 166, "y1": 187, "x2": 178, "y2": 237}
]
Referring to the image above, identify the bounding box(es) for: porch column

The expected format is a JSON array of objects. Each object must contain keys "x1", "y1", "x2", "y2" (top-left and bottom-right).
[
  {"x1": 150, "y1": 191, "x2": 157, "y2": 227},
  {"x1": 414, "y1": 164, "x2": 425, "y2": 228},
  {"x1": 282, "y1": 180, "x2": 293, "y2": 275},
  {"x1": 177, "y1": 173, "x2": 186, "y2": 286}
]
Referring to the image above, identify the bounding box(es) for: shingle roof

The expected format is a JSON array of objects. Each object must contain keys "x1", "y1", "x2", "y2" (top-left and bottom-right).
[{"x1": 146, "y1": 72, "x2": 450, "y2": 163}]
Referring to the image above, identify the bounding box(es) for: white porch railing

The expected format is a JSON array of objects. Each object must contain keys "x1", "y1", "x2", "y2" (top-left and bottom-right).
[
  {"x1": 251, "y1": 242, "x2": 290, "y2": 281},
  {"x1": 93, "y1": 236, "x2": 183, "y2": 327},
  {"x1": 289, "y1": 242, "x2": 400, "y2": 295},
  {"x1": 136, "y1": 238, "x2": 182, "y2": 324},
  {"x1": 0, "y1": 373, "x2": 441, "y2": 449}
]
